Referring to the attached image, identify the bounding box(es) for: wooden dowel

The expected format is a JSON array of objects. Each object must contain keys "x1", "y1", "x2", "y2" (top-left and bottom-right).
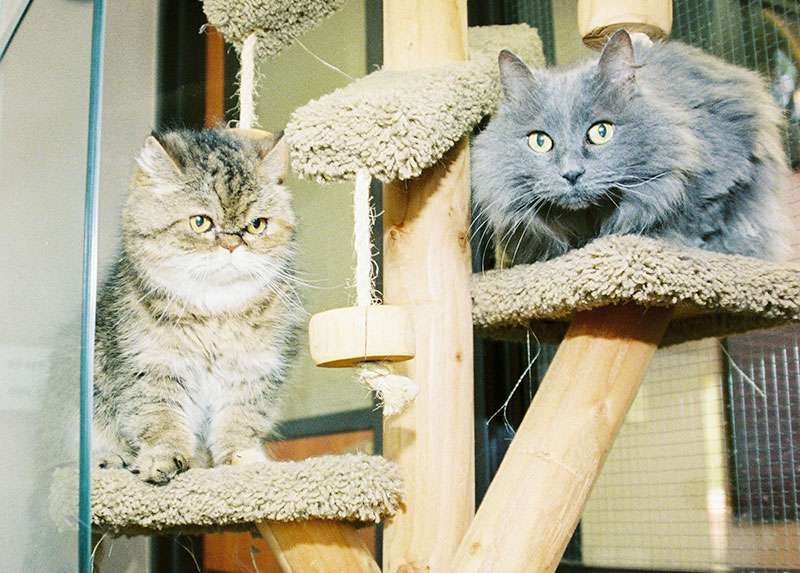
[
  {"x1": 255, "y1": 519, "x2": 380, "y2": 573},
  {"x1": 449, "y1": 303, "x2": 673, "y2": 573}
]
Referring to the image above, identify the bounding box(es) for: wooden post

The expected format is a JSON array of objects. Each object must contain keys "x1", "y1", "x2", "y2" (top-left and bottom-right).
[
  {"x1": 381, "y1": 2, "x2": 474, "y2": 571},
  {"x1": 255, "y1": 520, "x2": 380, "y2": 573},
  {"x1": 577, "y1": 0, "x2": 672, "y2": 49},
  {"x1": 449, "y1": 304, "x2": 673, "y2": 573}
]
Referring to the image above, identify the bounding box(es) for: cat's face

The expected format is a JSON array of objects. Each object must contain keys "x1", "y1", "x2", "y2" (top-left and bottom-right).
[
  {"x1": 473, "y1": 32, "x2": 694, "y2": 240},
  {"x1": 123, "y1": 130, "x2": 296, "y2": 313}
]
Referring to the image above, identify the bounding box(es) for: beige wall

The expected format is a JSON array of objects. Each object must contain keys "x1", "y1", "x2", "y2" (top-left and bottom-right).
[{"x1": 254, "y1": 0, "x2": 375, "y2": 420}]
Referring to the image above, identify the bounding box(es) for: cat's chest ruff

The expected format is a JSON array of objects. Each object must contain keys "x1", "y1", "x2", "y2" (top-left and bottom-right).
[{"x1": 146, "y1": 316, "x2": 282, "y2": 373}]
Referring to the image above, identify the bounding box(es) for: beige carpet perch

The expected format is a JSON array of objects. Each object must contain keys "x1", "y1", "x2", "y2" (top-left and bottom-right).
[
  {"x1": 285, "y1": 24, "x2": 545, "y2": 183},
  {"x1": 202, "y1": 0, "x2": 345, "y2": 61},
  {"x1": 472, "y1": 235, "x2": 800, "y2": 346},
  {"x1": 50, "y1": 454, "x2": 403, "y2": 537}
]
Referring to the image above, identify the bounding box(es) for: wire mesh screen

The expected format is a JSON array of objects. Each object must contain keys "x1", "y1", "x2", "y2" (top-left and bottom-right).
[{"x1": 473, "y1": 0, "x2": 800, "y2": 570}]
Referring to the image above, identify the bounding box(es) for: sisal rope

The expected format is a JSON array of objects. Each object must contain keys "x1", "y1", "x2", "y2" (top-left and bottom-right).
[
  {"x1": 352, "y1": 168, "x2": 419, "y2": 415},
  {"x1": 238, "y1": 32, "x2": 258, "y2": 129}
]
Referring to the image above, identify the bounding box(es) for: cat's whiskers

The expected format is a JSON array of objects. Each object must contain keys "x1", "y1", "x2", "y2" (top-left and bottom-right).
[
  {"x1": 470, "y1": 211, "x2": 499, "y2": 267},
  {"x1": 498, "y1": 198, "x2": 542, "y2": 265},
  {"x1": 600, "y1": 188, "x2": 621, "y2": 209},
  {"x1": 246, "y1": 261, "x2": 305, "y2": 312},
  {"x1": 154, "y1": 290, "x2": 180, "y2": 327},
  {"x1": 615, "y1": 171, "x2": 675, "y2": 191}
]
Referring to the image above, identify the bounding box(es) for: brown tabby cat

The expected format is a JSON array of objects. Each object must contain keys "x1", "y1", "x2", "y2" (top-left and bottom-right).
[{"x1": 92, "y1": 129, "x2": 302, "y2": 484}]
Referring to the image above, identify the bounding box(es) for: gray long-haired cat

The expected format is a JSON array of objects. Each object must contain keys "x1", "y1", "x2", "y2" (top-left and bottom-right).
[
  {"x1": 472, "y1": 30, "x2": 791, "y2": 265},
  {"x1": 93, "y1": 128, "x2": 302, "y2": 484}
]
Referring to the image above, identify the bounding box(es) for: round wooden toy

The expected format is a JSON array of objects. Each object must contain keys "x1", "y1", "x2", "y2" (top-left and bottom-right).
[
  {"x1": 308, "y1": 305, "x2": 415, "y2": 368},
  {"x1": 578, "y1": 0, "x2": 672, "y2": 49}
]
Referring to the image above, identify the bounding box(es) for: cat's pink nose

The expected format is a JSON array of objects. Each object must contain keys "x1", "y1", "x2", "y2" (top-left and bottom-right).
[{"x1": 217, "y1": 233, "x2": 243, "y2": 252}]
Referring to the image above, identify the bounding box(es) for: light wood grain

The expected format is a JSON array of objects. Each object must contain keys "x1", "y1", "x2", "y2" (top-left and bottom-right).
[
  {"x1": 382, "y1": 137, "x2": 475, "y2": 573},
  {"x1": 449, "y1": 304, "x2": 673, "y2": 573},
  {"x1": 382, "y1": 0, "x2": 468, "y2": 71},
  {"x1": 255, "y1": 519, "x2": 380, "y2": 573},
  {"x1": 381, "y1": 4, "x2": 473, "y2": 569},
  {"x1": 308, "y1": 306, "x2": 415, "y2": 367},
  {"x1": 577, "y1": 0, "x2": 672, "y2": 49}
]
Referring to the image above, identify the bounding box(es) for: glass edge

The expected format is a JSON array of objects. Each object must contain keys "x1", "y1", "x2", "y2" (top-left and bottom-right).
[
  {"x1": 79, "y1": 0, "x2": 105, "y2": 570},
  {"x1": 0, "y1": 0, "x2": 34, "y2": 62}
]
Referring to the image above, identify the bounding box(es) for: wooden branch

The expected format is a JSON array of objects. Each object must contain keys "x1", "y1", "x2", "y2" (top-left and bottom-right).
[
  {"x1": 381, "y1": 1, "x2": 474, "y2": 571},
  {"x1": 449, "y1": 303, "x2": 673, "y2": 573},
  {"x1": 256, "y1": 519, "x2": 380, "y2": 573},
  {"x1": 382, "y1": 137, "x2": 475, "y2": 572}
]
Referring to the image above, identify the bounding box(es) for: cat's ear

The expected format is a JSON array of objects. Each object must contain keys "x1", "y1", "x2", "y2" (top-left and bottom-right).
[
  {"x1": 598, "y1": 29, "x2": 636, "y2": 84},
  {"x1": 137, "y1": 135, "x2": 183, "y2": 180},
  {"x1": 498, "y1": 50, "x2": 537, "y2": 102},
  {"x1": 257, "y1": 133, "x2": 288, "y2": 184}
]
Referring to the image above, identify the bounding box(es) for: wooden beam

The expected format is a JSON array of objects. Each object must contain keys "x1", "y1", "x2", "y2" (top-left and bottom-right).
[
  {"x1": 255, "y1": 519, "x2": 380, "y2": 573},
  {"x1": 382, "y1": 3, "x2": 472, "y2": 569},
  {"x1": 449, "y1": 304, "x2": 673, "y2": 573}
]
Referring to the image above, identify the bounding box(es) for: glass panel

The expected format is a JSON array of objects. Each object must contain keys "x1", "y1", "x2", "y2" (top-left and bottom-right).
[{"x1": 0, "y1": 1, "x2": 93, "y2": 571}]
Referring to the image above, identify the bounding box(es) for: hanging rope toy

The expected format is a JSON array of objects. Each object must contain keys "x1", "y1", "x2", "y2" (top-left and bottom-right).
[{"x1": 309, "y1": 169, "x2": 418, "y2": 415}]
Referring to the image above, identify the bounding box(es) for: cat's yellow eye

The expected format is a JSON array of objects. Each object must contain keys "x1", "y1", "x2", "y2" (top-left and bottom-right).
[
  {"x1": 246, "y1": 217, "x2": 268, "y2": 234},
  {"x1": 587, "y1": 122, "x2": 614, "y2": 145},
  {"x1": 527, "y1": 131, "x2": 553, "y2": 153},
  {"x1": 189, "y1": 215, "x2": 213, "y2": 233}
]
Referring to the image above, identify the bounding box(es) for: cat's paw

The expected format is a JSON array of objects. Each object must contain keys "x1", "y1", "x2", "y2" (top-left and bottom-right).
[
  {"x1": 96, "y1": 455, "x2": 124, "y2": 469},
  {"x1": 94, "y1": 448, "x2": 134, "y2": 470},
  {"x1": 130, "y1": 446, "x2": 190, "y2": 484}
]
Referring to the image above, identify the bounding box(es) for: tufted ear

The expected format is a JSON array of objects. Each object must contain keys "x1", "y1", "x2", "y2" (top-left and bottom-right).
[
  {"x1": 498, "y1": 50, "x2": 537, "y2": 103},
  {"x1": 136, "y1": 134, "x2": 183, "y2": 181},
  {"x1": 257, "y1": 133, "x2": 288, "y2": 184},
  {"x1": 598, "y1": 29, "x2": 636, "y2": 84}
]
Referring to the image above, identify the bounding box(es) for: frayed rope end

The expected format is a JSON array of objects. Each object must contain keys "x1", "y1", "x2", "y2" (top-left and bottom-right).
[{"x1": 356, "y1": 361, "x2": 419, "y2": 416}]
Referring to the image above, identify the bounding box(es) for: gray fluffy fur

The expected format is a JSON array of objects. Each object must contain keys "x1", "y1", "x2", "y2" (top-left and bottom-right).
[
  {"x1": 472, "y1": 30, "x2": 790, "y2": 265},
  {"x1": 93, "y1": 129, "x2": 302, "y2": 484}
]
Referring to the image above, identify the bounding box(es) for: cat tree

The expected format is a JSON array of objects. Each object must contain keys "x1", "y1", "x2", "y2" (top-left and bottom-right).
[{"x1": 53, "y1": 1, "x2": 800, "y2": 571}]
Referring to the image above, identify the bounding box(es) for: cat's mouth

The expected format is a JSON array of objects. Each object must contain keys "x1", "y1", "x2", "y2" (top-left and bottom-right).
[{"x1": 543, "y1": 185, "x2": 621, "y2": 213}]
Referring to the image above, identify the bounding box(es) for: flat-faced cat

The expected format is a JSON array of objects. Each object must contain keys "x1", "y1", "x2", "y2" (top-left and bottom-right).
[
  {"x1": 93, "y1": 129, "x2": 302, "y2": 484},
  {"x1": 472, "y1": 30, "x2": 790, "y2": 265}
]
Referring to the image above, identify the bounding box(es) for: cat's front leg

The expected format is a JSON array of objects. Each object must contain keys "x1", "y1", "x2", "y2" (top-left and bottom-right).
[
  {"x1": 208, "y1": 385, "x2": 280, "y2": 466},
  {"x1": 119, "y1": 397, "x2": 196, "y2": 484}
]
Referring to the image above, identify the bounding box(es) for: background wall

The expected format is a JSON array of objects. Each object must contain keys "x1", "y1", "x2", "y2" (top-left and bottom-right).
[{"x1": 253, "y1": 0, "x2": 376, "y2": 421}]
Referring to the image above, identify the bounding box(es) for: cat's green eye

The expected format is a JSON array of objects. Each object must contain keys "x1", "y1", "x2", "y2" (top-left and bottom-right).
[
  {"x1": 189, "y1": 215, "x2": 213, "y2": 234},
  {"x1": 527, "y1": 131, "x2": 553, "y2": 153},
  {"x1": 587, "y1": 122, "x2": 614, "y2": 145},
  {"x1": 246, "y1": 217, "x2": 269, "y2": 234}
]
